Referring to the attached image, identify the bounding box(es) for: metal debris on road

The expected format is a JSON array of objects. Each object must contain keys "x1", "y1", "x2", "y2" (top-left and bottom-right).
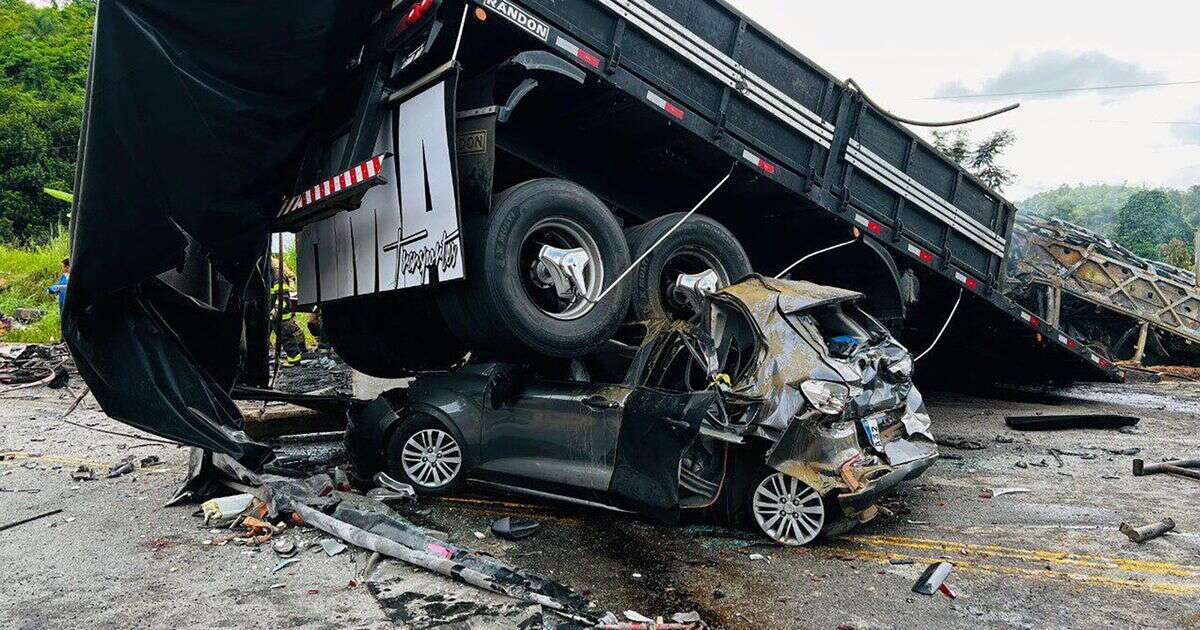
[
  {"x1": 981, "y1": 487, "x2": 1031, "y2": 499},
  {"x1": 0, "y1": 508, "x2": 64, "y2": 533},
  {"x1": 319, "y1": 538, "x2": 348, "y2": 557},
  {"x1": 1005, "y1": 414, "x2": 1139, "y2": 431},
  {"x1": 271, "y1": 558, "x2": 300, "y2": 573},
  {"x1": 367, "y1": 472, "x2": 416, "y2": 503},
  {"x1": 106, "y1": 461, "x2": 134, "y2": 478},
  {"x1": 1133, "y1": 458, "x2": 1200, "y2": 481},
  {"x1": 200, "y1": 494, "x2": 259, "y2": 527},
  {"x1": 0, "y1": 344, "x2": 71, "y2": 391},
  {"x1": 490, "y1": 517, "x2": 540, "y2": 541},
  {"x1": 912, "y1": 561, "x2": 954, "y2": 596},
  {"x1": 1120, "y1": 518, "x2": 1176, "y2": 543},
  {"x1": 272, "y1": 538, "x2": 297, "y2": 558}
]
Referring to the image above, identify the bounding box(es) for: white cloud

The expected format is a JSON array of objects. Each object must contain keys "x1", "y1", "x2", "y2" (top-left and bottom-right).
[{"x1": 932, "y1": 51, "x2": 1164, "y2": 100}]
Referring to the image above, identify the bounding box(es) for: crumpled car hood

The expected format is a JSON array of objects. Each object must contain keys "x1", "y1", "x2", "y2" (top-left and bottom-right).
[{"x1": 693, "y1": 276, "x2": 929, "y2": 440}]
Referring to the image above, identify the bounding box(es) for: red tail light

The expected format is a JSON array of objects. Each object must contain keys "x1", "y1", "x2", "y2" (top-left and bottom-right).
[{"x1": 398, "y1": 0, "x2": 433, "y2": 30}]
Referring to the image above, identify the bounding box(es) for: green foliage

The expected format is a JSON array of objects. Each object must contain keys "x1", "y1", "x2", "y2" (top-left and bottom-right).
[
  {"x1": 1021, "y1": 184, "x2": 1197, "y2": 265},
  {"x1": 1019, "y1": 184, "x2": 1141, "y2": 236},
  {"x1": 1113, "y1": 189, "x2": 1192, "y2": 261},
  {"x1": 931, "y1": 129, "x2": 1016, "y2": 191},
  {"x1": 0, "y1": 232, "x2": 70, "y2": 343},
  {"x1": 1161, "y1": 238, "x2": 1194, "y2": 271},
  {"x1": 0, "y1": 0, "x2": 95, "y2": 243}
]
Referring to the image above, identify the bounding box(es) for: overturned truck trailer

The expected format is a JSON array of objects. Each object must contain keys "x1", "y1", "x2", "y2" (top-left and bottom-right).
[
  {"x1": 1007, "y1": 215, "x2": 1200, "y2": 366},
  {"x1": 67, "y1": 0, "x2": 1120, "y2": 464}
]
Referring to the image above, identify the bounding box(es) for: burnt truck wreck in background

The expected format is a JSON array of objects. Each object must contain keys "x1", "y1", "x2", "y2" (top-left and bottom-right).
[
  {"x1": 1007, "y1": 214, "x2": 1200, "y2": 366},
  {"x1": 64, "y1": 0, "x2": 1149, "y2": 550},
  {"x1": 346, "y1": 276, "x2": 936, "y2": 545}
]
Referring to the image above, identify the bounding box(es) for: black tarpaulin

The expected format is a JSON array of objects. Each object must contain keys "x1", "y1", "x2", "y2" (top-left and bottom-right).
[{"x1": 66, "y1": 0, "x2": 380, "y2": 464}]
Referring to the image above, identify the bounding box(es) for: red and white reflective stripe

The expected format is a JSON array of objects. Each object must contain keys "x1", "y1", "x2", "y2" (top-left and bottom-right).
[
  {"x1": 1091, "y1": 353, "x2": 1109, "y2": 368},
  {"x1": 742, "y1": 149, "x2": 776, "y2": 174},
  {"x1": 555, "y1": 36, "x2": 601, "y2": 68},
  {"x1": 647, "y1": 91, "x2": 685, "y2": 120},
  {"x1": 953, "y1": 271, "x2": 979, "y2": 291},
  {"x1": 1019, "y1": 311, "x2": 1040, "y2": 328},
  {"x1": 1058, "y1": 334, "x2": 1077, "y2": 349},
  {"x1": 853, "y1": 213, "x2": 883, "y2": 235},
  {"x1": 906, "y1": 243, "x2": 933, "y2": 264},
  {"x1": 281, "y1": 155, "x2": 386, "y2": 216}
]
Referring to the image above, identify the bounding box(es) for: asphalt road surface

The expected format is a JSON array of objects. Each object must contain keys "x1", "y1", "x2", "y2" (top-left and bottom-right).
[{"x1": 2, "y1": 378, "x2": 1198, "y2": 629}]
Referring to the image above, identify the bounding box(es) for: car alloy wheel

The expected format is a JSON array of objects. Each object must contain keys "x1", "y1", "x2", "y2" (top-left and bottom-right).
[
  {"x1": 751, "y1": 472, "x2": 825, "y2": 546},
  {"x1": 400, "y1": 428, "x2": 463, "y2": 489}
]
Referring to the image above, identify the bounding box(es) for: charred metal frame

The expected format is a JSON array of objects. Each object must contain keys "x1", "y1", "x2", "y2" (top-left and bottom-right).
[{"x1": 1008, "y1": 215, "x2": 1200, "y2": 361}]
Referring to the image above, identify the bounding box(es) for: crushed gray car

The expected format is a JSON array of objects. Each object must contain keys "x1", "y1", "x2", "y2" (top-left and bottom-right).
[{"x1": 348, "y1": 275, "x2": 938, "y2": 545}]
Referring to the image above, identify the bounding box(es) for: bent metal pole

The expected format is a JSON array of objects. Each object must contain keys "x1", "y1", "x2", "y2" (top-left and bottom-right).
[{"x1": 589, "y1": 163, "x2": 737, "y2": 305}]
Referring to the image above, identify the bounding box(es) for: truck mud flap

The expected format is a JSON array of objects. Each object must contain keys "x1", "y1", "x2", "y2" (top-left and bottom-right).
[{"x1": 607, "y1": 389, "x2": 715, "y2": 521}]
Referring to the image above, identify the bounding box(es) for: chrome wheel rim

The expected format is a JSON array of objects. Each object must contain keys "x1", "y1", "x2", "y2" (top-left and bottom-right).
[
  {"x1": 752, "y1": 472, "x2": 825, "y2": 546},
  {"x1": 661, "y1": 247, "x2": 728, "y2": 318},
  {"x1": 401, "y1": 428, "x2": 463, "y2": 488},
  {"x1": 521, "y1": 217, "x2": 604, "y2": 321}
]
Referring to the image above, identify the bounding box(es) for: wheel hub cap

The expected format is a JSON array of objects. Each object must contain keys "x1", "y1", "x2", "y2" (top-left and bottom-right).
[
  {"x1": 520, "y1": 217, "x2": 605, "y2": 321},
  {"x1": 534, "y1": 245, "x2": 593, "y2": 301},
  {"x1": 401, "y1": 428, "x2": 463, "y2": 488},
  {"x1": 752, "y1": 472, "x2": 825, "y2": 546}
]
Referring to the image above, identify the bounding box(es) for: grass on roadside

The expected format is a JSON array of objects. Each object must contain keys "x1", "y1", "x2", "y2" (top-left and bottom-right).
[{"x1": 0, "y1": 233, "x2": 69, "y2": 343}]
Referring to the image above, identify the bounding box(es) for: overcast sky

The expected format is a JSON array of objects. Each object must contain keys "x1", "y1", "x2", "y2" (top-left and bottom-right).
[{"x1": 727, "y1": 0, "x2": 1200, "y2": 200}]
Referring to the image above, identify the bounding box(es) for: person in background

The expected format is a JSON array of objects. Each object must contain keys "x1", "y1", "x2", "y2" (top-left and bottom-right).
[
  {"x1": 47, "y1": 258, "x2": 70, "y2": 316},
  {"x1": 270, "y1": 255, "x2": 306, "y2": 367}
]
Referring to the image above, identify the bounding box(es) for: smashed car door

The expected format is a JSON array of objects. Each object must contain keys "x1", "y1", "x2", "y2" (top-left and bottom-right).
[
  {"x1": 607, "y1": 389, "x2": 714, "y2": 521},
  {"x1": 478, "y1": 382, "x2": 631, "y2": 494}
]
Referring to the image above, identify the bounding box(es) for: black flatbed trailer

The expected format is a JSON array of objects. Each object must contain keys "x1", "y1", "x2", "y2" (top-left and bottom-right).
[{"x1": 461, "y1": 0, "x2": 1120, "y2": 380}]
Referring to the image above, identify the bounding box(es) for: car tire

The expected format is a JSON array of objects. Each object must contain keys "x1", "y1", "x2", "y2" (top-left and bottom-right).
[
  {"x1": 745, "y1": 469, "x2": 828, "y2": 546},
  {"x1": 386, "y1": 415, "x2": 468, "y2": 496},
  {"x1": 624, "y1": 213, "x2": 752, "y2": 321},
  {"x1": 438, "y1": 178, "x2": 632, "y2": 358},
  {"x1": 322, "y1": 290, "x2": 466, "y2": 378}
]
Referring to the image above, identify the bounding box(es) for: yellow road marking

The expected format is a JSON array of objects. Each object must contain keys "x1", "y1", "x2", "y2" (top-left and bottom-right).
[
  {"x1": 824, "y1": 547, "x2": 1200, "y2": 597},
  {"x1": 849, "y1": 534, "x2": 1200, "y2": 578}
]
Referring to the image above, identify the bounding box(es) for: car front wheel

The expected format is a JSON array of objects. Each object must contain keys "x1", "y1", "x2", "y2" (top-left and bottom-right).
[
  {"x1": 749, "y1": 471, "x2": 827, "y2": 546},
  {"x1": 387, "y1": 416, "x2": 467, "y2": 496}
]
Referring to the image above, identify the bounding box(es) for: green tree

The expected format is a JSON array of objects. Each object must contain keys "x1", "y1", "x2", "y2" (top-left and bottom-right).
[
  {"x1": 0, "y1": 0, "x2": 95, "y2": 243},
  {"x1": 931, "y1": 129, "x2": 1016, "y2": 192},
  {"x1": 1113, "y1": 189, "x2": 1191, "y2": 260},
  {"x1": 1161, "y1": 238, "x2": 1194, "y2": 271},
  {"x1": 1019, "y1": 183, "x2": 1141, "y2": 236}
]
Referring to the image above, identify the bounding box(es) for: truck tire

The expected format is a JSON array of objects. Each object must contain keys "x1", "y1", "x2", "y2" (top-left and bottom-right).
[
  {"x1": 322, "y1": 290, "x2": 467, "y2": 378},
  {"x1": 625, "y1": 213, "x2": 752, "y2": 321},
  {"x1": 438, "y1": 178, "x2": 632, "y2": 358}
]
